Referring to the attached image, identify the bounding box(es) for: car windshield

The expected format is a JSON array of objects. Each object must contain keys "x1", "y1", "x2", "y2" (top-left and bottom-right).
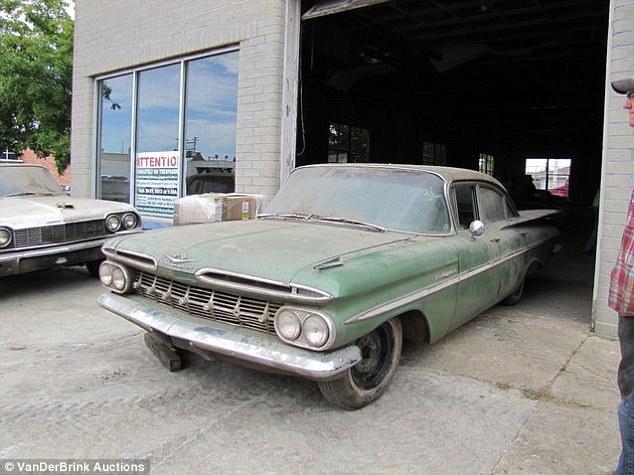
[
  {"x1": 264, "y1": 166, "x2": 450, "y2": 234},
  {"x1": 0, "y1": 166, "x2": 65, "y2": 197}
]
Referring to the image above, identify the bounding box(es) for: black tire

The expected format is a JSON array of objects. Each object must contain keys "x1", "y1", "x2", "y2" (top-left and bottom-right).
[
  {"x1": 85, "y1": 259, "x2": 103, "y2": 277},
  {"x1": 501, "y1": 278, "x2": 525, "y2": 306},
  {"x1": 318, "y1": 317, "x2": 403, "y2": 410}
]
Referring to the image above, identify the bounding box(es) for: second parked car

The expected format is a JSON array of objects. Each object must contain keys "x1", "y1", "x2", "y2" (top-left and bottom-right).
[{"x1": 0, "y1": 163, "x2": 142, "y2": 277}]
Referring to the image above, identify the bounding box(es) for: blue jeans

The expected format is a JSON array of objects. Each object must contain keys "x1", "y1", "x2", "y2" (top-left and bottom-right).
[{"x1": 617, "y1": 316, "x2": 634, "y2": 475}]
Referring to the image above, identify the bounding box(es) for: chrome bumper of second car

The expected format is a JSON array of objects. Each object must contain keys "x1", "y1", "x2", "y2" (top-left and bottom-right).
[
  {"x1": 97, "y1": 292, "x2": 362, "y2": 381},
  {"x1": 0, "y1": 239, "x2": 107, "y2": 276}
]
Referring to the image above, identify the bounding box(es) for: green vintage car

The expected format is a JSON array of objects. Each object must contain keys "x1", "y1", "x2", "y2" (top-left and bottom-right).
[{"x1": 97, "y1": 164, "x2": 559, "y2": 409}]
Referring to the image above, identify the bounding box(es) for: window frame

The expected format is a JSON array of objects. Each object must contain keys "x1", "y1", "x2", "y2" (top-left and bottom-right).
[
  {"x1": 450, "y1": 181, "x2": 518, "y2": 231},
  {"x1": 327, "y1": 122, "x2": 370, "y2": 163},
  {"x1": 478, "y1": 153, "x2": 495, "y2": 176},
  {"x1": 93, "y1": 45, "x2": 239, "y2": 212},
  {"x1": 422, "y1": 141, "x2": 447, "y2": 166},
  {"x1": 525, "y1": 157, "x2": 571, "y2": 195}
]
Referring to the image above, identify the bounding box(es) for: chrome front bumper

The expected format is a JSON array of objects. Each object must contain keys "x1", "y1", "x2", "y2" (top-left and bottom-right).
[
  {"x1": 0, "y1": 239, "x2": 106, "y2": 276},
  {"x1": 97, "y1": 292, "x2": 362, "y2": 381}
]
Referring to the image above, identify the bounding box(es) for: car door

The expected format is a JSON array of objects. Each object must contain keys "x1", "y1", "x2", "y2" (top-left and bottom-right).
[
  {"x1": 476, "y1": 184, "x2": 525, "y2": 301},
  {"x1": 450, "y1": 182, "x2": 504, "y2": 330}
]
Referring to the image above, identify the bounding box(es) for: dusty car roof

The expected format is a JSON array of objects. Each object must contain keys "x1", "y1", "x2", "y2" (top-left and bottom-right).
[{"x1": 297, "y1": 163, "x2": 503, "y2": 187}]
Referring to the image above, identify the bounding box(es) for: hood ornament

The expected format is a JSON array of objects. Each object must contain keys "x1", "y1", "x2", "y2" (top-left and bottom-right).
[{"x1": 161, "y1": 252, "x2": 197, "y2": 269}]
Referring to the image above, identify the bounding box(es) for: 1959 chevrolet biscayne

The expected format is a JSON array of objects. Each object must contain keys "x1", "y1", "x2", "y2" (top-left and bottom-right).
[{"x1": 97, "y1": 164, "x2": 560, "y2": 409}]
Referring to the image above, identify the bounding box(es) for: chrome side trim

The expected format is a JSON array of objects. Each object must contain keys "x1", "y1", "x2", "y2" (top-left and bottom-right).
[
  {"x1": 97, "y1": 292, "x2": 361, "y2": 381},
  {"x1": 348, "y1": 273, "x2": 461, "y2": 323},
  {"x1": 345, "y1": 236, "x2": 554, "y2": 324},
  {"x1": 103, "y1": 247, "x2": 158, "y2": 272}
]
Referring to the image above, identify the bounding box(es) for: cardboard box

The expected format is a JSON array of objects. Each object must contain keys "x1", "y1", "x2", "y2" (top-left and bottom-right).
[{"x1": 173, "y1": 193, "x2": 264, "y2": 225}]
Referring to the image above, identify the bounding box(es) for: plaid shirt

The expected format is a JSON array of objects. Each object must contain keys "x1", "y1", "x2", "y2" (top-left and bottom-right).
[{"x1": 609, "y1": 188, "x2": 634, "y2": 315}]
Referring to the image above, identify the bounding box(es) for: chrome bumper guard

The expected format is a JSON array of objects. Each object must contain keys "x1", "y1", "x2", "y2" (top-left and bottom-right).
[
  {"x1": 0, "y1": 239, "x2": 106, "y2": 263},
  {"x1": 97, "y1": 292, "x2": 362, "y2": 381}
]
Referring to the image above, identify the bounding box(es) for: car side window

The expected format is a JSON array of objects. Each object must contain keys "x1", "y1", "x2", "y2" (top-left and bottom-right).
[
  {"x1": 479, "y1": 187, "x2": 507, "y2": 223},
  {"x1": 453, "y1": 184, "x2": 476, "y2": 229}
]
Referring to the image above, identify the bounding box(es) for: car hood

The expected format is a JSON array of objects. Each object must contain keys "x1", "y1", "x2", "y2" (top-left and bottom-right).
[
  {"x1": 108, "y1": 218, "x2": 416, "y2": 286},
  {"x1": 2, "y1": 195, "x2": 135, "y2": 228}
]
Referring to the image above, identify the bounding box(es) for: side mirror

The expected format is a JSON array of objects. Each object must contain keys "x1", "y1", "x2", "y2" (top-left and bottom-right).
[{"x1": 469, "y1": 220, "x2": 485, "y2": 238}]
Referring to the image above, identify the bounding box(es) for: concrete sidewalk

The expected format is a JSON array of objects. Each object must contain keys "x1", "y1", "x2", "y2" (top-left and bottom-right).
[
  {"x1": 0, "y1": 231, "x2": 622, "y2": 475},
  {"x1": 455, "y1": 232, "x2": 620, "y2": 474}
]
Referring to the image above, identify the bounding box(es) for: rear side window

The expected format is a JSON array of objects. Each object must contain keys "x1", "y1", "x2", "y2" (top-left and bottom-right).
[{"x1": 479, "y1": 187, "x2": 507, "y2": 223}]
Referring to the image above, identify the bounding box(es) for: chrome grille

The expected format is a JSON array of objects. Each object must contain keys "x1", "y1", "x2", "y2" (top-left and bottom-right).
[
  {"x1": 14, "y1": 220, "x2": 105, "y2": 248},
  {"x1": 133, "y1": 271, "x2": 282, "y2": 334}
]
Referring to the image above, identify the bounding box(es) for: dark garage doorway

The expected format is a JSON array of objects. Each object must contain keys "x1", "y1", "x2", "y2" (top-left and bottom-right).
[{"x1": 297, "y1": 0, "x2": 608, "y2": 207}]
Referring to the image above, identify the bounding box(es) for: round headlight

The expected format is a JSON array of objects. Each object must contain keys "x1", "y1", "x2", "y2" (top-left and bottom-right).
[
  {"x1": 99, "y1": 262, "x2": 114, "y2": 286},
  {"x1": 0, "y1": 228, "x2": 12, "y2": 248},
  {"x1": 122, "y1": 213, "x2": 138, "y2": 230},
  {"x1": 112, "y1": 267, "x2": 127, "y2": 291},
  {"x1": 303, "y1": 315, "x2": 329, "y2": 347},
  {"x1": 106, "y1": 215, "x2": 121, "y2": 232},
  {"x1": 276, "y1": 309, "x2": 301, "y2": 340}
]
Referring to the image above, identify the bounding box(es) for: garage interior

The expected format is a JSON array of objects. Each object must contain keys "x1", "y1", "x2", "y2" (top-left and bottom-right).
[{"x1": 297, "y1": 0, "x2": 609, "y2": 207}]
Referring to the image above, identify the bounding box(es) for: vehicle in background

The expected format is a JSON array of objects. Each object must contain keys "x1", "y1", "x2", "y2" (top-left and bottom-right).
[{"x1": 0, "y1": 163, "x2": 142, "y2": 277}]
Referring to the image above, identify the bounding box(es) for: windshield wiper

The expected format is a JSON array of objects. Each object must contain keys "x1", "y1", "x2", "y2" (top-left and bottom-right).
[
  {"x1": 259, "y1": 213, "x2": 385, "y2": 232},
  {"x1": 259, "y1": 213, "x2": 314, "y2": 220},
  {"x1": 316, "y1": 216, "x2": 386, "y2": 232},
  {"x1": 5, "y1": 192, "x2": 59, "y2": 197},
  {"x1": 5, "y1": 192, "x2": 38, "y2": 197}
]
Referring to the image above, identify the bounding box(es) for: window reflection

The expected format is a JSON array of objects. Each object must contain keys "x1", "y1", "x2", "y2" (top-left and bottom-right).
[
  {"x1": 98, "y1": 74, "x2": 133, "y2": 203},
  {"x1": 95, "y1": 50, "x2": 239, "y2": 215},
  {"x1": 134, "y1": 64, "x2": 181, "y2": 217},
  {"x1": 185, "y1": 53, "x2": 238, "y2": 195}
]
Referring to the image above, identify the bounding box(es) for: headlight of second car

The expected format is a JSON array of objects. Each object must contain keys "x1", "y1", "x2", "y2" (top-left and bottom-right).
[
  {"x1": 122, "y1": 212, "x2": 139, "y2": 230},
  {"x1": 274, "y1": 307, "x2": 335, "y2": 350},
  {"x1": 0, "y1": 227, "x2": 12, "y2": 248},
  {"x1": 106, "y1": 212, "x2": 140, "y2": 233},
  {"x1": 105, "y1": 214, "x2": 122, "y2": 232},
  {"x1": 99, "y1": 261, "x2": 134, "y2": 293}
]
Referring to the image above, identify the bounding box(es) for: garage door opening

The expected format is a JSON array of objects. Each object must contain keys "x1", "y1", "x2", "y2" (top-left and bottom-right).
[{"x1": 297, "y1": 0, "x2": 608, "y2": 208}]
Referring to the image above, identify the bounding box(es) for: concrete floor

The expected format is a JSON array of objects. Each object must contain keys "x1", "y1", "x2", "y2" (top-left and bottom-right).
[{"x1": 0, "y1": 231, "x2": 621, "y2": 474}]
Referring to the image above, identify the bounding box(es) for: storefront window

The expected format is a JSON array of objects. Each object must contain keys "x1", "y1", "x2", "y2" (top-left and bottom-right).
[
  {"x1": 184, "y1": 53, "x2": 238, "y2": 195},
  {"x1": 97, "y1": 74, "x2": 133, "y2": 202},
  {"x1": 95, "y1": 49, "x2": 239, "y2": 220},
  {"x1": 135, "y1": 63, "x2": 181, "y2": 217}
]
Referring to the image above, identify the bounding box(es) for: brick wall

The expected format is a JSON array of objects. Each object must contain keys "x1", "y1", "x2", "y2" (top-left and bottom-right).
[
  {"x1": 593, "y1": 0, "x2": 634, "y2": 338},
  {"x1": 71, "y1": 0, "x2": 293, "y2": 199}
]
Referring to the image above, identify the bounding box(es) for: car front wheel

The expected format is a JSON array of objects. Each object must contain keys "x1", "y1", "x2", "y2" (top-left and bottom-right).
[{"x1": 318, "y1": 317, "x2": 402, "y2": 410}]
